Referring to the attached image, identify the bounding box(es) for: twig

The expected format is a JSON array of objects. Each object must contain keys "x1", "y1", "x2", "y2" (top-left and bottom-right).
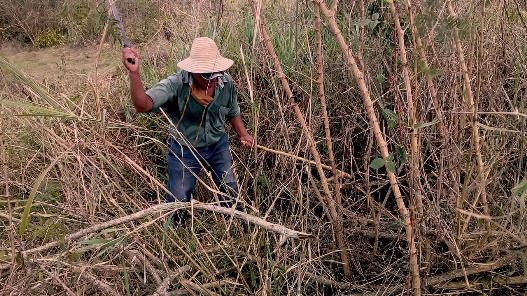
[
  {"x1": 404, "y1": 0, "x2": 446, "y2": 138},
  {"x1": 125, "y1": 250, "x2": 162, "y2": 286},
  {"x1": 476, "y1": 122, "x2": 526, "y2": 134},
  {"x1": 256, "y1": 144, "x2": 353, "y2": 179},
  {"x1": 168, "y1": 279, "x2": 236, "y2": 296},
  {"x1": 456, "y1": 208, "x2": 527, "y2": 246},
  {"x1": 436, "y1": 275, "x2": 527, "y2": 290},
  {"x1": 41, "y1": 268, "x2": 78, "y2": 296},
  {"x1": 314, "y1": 3, "x2": 344, "y2": 232},
  {"x1": 72, "y1": 266, "x2": 119, "y2": 295},
  {"x1": 451, "y1": 110, "x2": 527, "y2": 118},
  {"x1": 151, "y1": 266, "x2": 191, "y2": 296},
  {"x1": 304, "y1": 272, "x2": 403, "y2": 294},
  {"x1": 425, "y1": 253, "x2": 518, "y2": 286},
  {"x1": 179, "y1": 279, "x2": 221, "y2": 296}
]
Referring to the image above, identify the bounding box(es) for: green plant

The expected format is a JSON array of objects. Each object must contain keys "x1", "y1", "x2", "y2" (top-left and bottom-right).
[{"x1": 35, "y1": 29, "x2": 66, "y2": 48}]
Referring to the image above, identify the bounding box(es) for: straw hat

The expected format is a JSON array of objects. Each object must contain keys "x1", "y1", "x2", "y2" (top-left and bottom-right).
[{"x1": 177, "y1": 37, "x2": 233, "y2": 73}]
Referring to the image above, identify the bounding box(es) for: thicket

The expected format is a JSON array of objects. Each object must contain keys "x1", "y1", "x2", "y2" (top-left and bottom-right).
[{"x1": 1, "y1": 0, "x2": 527, "y2": 295}]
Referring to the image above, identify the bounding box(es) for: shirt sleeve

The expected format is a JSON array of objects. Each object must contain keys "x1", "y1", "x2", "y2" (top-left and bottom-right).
[
  {"x1": 145, "y1": 76, "x2": 179, "y2": 112},
  {"x1": 226, "y1": 83, "x2": 241, "y2": 119}
]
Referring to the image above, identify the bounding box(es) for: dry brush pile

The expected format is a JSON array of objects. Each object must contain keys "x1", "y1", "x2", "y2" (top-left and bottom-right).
[{"x1": 1, "y1": 0, "x2": 527, "y2": 295}]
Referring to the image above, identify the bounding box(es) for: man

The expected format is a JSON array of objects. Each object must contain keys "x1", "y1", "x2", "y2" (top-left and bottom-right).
[{"x1": 122, "y1": 37, "x2": 253, "y2": 225}]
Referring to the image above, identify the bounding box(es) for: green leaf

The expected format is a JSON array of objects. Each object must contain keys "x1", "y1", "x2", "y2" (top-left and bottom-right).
[
  {"x1": 122, "y1": 259, "x2": 131, "y2": 296},
  {"x1": 417, "y1": 60, "x2": 443, "y2": 78},
  {"x1": 513, "y1": 179, "x2": 527, "y2": 215},
  {"x1": 512, "y1": 180, "x2": 527, "y2": 196},
  {"x1": 415, "y1": 118, "x2": 439, "y2": 130},
  {"x1": 386, "y1": 160, "x2": 397, "y2": 173},
  {"x1": 80, "y1": 238, "x2": 112, "y2": 246},
  {"x1": 375, "y1": 73, "x2": 385, "y2": 84},
  {"x1": 100, "y1": 228, "x2": 121, "y2": 235},
  {"x1": 0, "y1": 250, "x2": 9, "y2": 263},
  {"x1": 2, "y1": 99, "x2": 77, "y2": 119},
  {"x1": 19, "y1": 154, "x2": 65, "y2": 235},
  {"x1": 370, "y1": 20, "x2": 380, "y2": 29},
  {"x1": 0, "y1": 55, "x2": 64, "y2": 110},
  {"x1": 370, "y1": 157, "x2": 385, "y2": 170},
  {"x1": 397, "y1": 145, "x2": 408, "y2": 163},
  {"x1": 382, "y1": 108, "x2": 397, "y2": 129}
]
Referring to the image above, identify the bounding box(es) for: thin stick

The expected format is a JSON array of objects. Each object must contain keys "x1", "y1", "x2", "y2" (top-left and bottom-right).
[
  {"x1": 451, "y1": 110, "x2": 527, "y2": 118},
  {"x1": 425, "y1": 253, "x2": 518, "y2": 286},
  {"x1": 151, "y1": 266, "x2": 191, "y2": 296},
  {"x1": 404, "y1": 0, "x2": 446, "y2": 138},
  {"x1": 388, "y1": 2, "x2": 422, "y2": 293},
  {"x1": 447, "y1": 1, "x2": 490, "y2": 221},
  {"x1": 73, "y1": 266, "x2": 119, "y2": 295},
  {"x1": 314, "y1": 3, "x2": 343, "y2": 221},
  {"x1": 388, "y1": 0, "x2": 422, "y2": 218},
  {"x1": 256, "y1": 144, "x2": 352, "y2": 179},
  {"x1": 42, "y1": 268, "x2": 78, "y2": 296},
  {"x1": 168, "y1": 279, "x2": 236, "y2": 296},
  {"x1": 94, "y1": 6, "x2": 112, "y2": 73},
  {"x1": 435, "y1": 276, "x2": 527, "y2": 290},
  {"x1": 179, "y1": 279, "x2": 221, "y2": 296},
  {"x1": 125, "y1": 250, "x2": 162, "y2": 286}
]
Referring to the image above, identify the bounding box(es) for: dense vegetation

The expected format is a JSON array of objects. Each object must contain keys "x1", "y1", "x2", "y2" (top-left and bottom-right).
[{"x1": 1, "y1": 0, "x2": 526, "y2": 295}]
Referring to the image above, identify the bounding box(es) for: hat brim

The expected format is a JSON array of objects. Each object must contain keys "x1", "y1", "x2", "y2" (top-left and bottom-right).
[{"x1": 177, "y1": 56, "x2": 233, "y2": 73}]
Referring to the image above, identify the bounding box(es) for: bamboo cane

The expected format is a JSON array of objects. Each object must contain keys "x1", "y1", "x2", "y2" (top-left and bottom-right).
[
  {"x1": 248, "y1": 0, "x2": 352, "y2": 278},
  {"x1": 314, "y1": 0, "x2": 422, "y2": 293}
]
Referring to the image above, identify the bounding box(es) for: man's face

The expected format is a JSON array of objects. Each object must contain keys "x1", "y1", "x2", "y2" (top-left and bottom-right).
[{"x1": 192, "y1": 73, "x2": 217, "y2": 90}]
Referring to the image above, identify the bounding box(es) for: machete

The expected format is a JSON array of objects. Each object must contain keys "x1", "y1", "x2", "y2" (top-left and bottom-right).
[{"x1": 108, "y1": 0, "x2": 135, "y2": 64}]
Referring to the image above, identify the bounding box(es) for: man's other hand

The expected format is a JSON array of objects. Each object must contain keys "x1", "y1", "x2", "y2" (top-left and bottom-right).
[{"x1": 240, "y1": 134, "x2": 254, "y2": 149}]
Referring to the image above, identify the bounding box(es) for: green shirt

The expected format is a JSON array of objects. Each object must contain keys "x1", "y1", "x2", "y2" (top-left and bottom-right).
[{"x1": 146, "y1": 70, "x2": 240, "y2": 148}]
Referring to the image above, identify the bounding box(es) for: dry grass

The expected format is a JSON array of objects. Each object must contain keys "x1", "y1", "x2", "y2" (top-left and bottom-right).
[{"x1": 1, "y1": 0, "x2": 527, "y2": 295}]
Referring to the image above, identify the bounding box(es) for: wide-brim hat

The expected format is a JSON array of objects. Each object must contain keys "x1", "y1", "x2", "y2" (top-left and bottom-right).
[{"x1": 177, "y1": 37, "x2": 233, "y2": 73}]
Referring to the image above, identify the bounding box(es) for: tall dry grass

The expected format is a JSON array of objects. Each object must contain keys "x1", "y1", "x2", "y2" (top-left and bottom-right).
[{"x1": 1, "y1": 0, "x2": 527, "y2": 295}]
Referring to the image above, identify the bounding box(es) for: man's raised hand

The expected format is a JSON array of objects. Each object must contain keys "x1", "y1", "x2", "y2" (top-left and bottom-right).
[{"x1": 122, "y1": 47, "x2": 139, "y2": 73}]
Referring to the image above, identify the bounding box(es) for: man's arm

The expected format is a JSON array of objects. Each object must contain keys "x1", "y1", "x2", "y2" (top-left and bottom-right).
[
  {"x1": 229, "y1": 115, "x2": 254, "y2": 149},
  {"x1": 122, "y1": 47, "x2": 153, "y2": 112}
]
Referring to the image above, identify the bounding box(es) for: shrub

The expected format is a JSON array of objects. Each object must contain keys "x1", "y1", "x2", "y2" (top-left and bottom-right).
[{"x1": 35, "y1": 29, "x2": 65, "y2": 48}]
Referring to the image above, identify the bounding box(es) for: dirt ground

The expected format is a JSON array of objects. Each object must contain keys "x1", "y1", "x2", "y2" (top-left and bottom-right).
[{"x1": 0, "y1": 43, "x2": 120, "y2": 82}]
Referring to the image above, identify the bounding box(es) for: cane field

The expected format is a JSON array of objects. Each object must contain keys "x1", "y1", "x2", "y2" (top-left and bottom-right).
[{"x1": 1, "y1": 0, "x2": 527, "y2": 295}]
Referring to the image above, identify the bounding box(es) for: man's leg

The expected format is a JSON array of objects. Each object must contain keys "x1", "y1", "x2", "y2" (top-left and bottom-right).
[
  {"x1": 207, "y1": 136, "x2": 244, "y2": 211},
  {"x1": 167, "y1": 138, "x2": 201, "y2": 225}
]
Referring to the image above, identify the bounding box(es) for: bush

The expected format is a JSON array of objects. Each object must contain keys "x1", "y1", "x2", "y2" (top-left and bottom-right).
[{"x1": 35, "y1": 29, "x2": 65, "y2": 48}]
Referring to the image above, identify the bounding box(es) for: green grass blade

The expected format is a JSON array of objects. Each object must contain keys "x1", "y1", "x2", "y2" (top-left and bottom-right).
[
  {"x1": 18, "y1": 154, "x2": 65, "y2": 235},
  {"x1": 0, "y1": 55, "x2": 69, "y2": 113},
  {"x1": 2, "y1": 98, "x2": 78, "y2": 119}
]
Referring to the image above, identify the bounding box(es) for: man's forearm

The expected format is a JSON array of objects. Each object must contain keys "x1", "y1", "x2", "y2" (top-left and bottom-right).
[
  {"x1": 129, "y1": 72, "x2": 153, "y2": 112},
  {"x1": 228, "y1": 115, "x2": 249, "y2": 137}
]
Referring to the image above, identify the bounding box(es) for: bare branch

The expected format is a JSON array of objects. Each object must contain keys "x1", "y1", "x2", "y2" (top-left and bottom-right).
[{"x1": 21, "y1": 201, "x2": 311, "y2": 257}]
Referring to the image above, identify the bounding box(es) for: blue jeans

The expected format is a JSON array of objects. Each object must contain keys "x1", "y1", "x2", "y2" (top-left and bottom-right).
[{"x1": 166, "y1": 135, "x2": 243, "y2": 224}]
